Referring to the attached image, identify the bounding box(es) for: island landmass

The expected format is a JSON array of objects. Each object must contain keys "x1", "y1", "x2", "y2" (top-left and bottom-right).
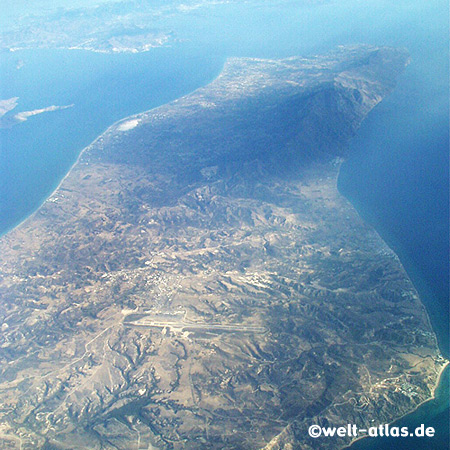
[
  {"x1": 0, "y1": 0, "x2": 321, "y2": 54},
  {"x1": 0, "y1": 45, "x2": 446, "y2": 450},
  {"x1": 0, "y1": 99, "x2": 74, "y2": 129}
]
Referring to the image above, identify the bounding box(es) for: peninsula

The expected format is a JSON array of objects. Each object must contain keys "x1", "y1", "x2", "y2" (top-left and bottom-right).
[
  {"x1": 0, "y1": 45, "x2": 445, "y2": 450},
  {"x1": 0, "y1": 99, "x2": 74, "y2": 129}
]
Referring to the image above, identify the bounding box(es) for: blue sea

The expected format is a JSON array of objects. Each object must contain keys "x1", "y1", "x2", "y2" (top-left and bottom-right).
[{"x1": 0, "y1": 0, "x2": 448, "y2": 448}]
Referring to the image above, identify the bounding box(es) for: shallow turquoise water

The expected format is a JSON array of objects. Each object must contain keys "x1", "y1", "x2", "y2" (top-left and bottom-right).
[{"x1": 0, "y1": 0, "x2": 448, "y2": 447}]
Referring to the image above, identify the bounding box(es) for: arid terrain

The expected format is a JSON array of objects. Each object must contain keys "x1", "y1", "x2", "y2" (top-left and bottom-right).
[{"x1": 0, "y1": 46, "x2": 445, "y2": 449}]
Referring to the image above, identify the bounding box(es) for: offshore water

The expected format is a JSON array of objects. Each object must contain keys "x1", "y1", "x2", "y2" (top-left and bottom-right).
[
  {"x1": 0, "y1": 48, "x2": 223, "y2": 232},
  {"x1": 0, "y1": 0, "x2": 448, "y2": 448}
]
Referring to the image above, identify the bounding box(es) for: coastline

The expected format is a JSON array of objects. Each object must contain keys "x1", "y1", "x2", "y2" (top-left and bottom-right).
[
  {"x1": 333, "y1": 159, "x2": 449, "y2": 448},
  {"x1": 0, "y1": 58, "x2": 225, "y2": 239},
  {"x1": 338, "y1": 155, "x2": 449, "y2": 447},
  {"x1": 344, "y1": 360, "x2": 449, "y2": 449},
  {"x1": 336, "y1": 159, "x2": 446, "y2": 352},
  {"x1": 338, "y1": 158, "x2": 449, "y2": 359},
  {"x1": 0, "y1": 48, "x2": 446, "y2": 448}
]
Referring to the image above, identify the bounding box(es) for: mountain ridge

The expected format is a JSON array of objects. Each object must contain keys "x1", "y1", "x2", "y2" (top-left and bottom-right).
[{"x1": 0, "y1": 45, "x2": 444, "y2": 450}]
